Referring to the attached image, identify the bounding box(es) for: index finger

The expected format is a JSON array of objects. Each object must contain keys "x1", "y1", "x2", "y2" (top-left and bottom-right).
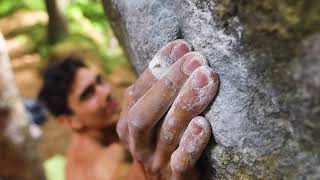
[{"x1": 135, "y1": 39, "x2": 192, "y2": 97}]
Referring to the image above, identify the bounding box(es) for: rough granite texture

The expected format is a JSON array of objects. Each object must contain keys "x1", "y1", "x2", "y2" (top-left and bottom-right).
[{"x1": 103, "y1": 0, "x2": 320, "y2": 179}]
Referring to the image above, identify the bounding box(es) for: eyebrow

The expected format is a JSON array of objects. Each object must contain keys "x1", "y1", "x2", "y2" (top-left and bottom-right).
[{"x1": 96, "y1": 74, "x2": 102, "y2": 83}]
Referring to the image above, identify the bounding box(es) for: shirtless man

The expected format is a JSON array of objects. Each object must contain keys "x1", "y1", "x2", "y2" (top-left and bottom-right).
[{"x1": 38, "y1": 39, "x2": 219, "y2": 180}]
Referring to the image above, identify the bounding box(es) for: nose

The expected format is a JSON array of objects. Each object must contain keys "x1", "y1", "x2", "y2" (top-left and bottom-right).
[
  {"x1": 96, "y1": 84, "x2": 113, "y2": 106},
  {"x1": 106, "y1": 94, "x2": 112, "y2": 103}
]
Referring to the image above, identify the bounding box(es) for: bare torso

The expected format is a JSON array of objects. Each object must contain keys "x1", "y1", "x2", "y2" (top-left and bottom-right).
[{"x1": 66, "y1": 133, "x2": 130, "y2": 180}]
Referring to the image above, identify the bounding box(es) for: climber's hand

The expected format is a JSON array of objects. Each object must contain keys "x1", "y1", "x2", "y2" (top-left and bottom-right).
[{"x1": 117, "y1": 39, "x2": 219, "y2": 180}]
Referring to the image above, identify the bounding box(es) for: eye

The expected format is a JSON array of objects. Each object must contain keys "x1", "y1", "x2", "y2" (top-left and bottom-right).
[{"x1": 80, "y1": 85, "x2": 94, "y2": 101}]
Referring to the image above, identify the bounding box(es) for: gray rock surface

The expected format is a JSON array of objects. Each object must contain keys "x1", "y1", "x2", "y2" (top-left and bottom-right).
[{"x1": 103, "y1": 0, "x2": 320, "y2": 179}]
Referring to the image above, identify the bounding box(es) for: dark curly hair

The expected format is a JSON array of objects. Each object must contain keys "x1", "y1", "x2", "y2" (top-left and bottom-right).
[{"x1": 38, "y1": 57, "x2": 86, "y2": 116}]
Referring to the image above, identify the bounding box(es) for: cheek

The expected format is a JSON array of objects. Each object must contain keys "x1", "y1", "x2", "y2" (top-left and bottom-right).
[
  {"x1": 78, "y1": 98, "x2": 100, "y2": 116},
  {"x1": 87, "y1": 98, "x2": 101, "y2": 111}
]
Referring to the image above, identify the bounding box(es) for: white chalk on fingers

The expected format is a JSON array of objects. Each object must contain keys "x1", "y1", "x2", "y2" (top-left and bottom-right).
[
  {"x1": 181, "y1": 51, "x2": 208, "y2": 75},
  {"x1": 170, "y1": 117, "x2": 211, "y2": 173},
  {"x1": 191, "y1": 66, "x2": 218, "y2": 89},
  {"x1": 149, "y1": 53, "x2": 174, "y2": 79},
  {"x1": 149, "y1": 40, "x2": 192, "y2": 79},
  {"x1": 191, "y1": 66, "x2": 219, "y2": 105},
  {"x1": 170, "y1": 66, "x2": 219, "y2": 112},
  {"x1": 183, "y1": 116, "x2": 211, "y2": 153}
]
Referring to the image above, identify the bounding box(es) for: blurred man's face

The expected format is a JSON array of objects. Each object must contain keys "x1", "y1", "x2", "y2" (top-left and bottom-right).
[{"x1": 67, "y1": 67, "x2": 119, "y2": 130}]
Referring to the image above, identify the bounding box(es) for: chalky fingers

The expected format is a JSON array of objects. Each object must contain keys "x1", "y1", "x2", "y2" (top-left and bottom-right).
[
  {"x1": 152, "y1": 66, "x2": 219, "y2": 172},
  {"x1": 170, "y1": 116, "x2": 211, "y2": 177},
  {"x1": 127, "y1": 52, "x2": 207, "y2": 162},
  {"x1": 117, "y1": 40, "x2": 191, "y2": 144}
]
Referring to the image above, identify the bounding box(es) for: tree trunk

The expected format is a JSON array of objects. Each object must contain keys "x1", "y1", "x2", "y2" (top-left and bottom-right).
[
  {"x1": 45, "y1": 0, "x2": 68, "y2": 44},
  {"x1": 0, "y1": 34, "x2": 44, "y2": 180},
  {"x1": 102, "y1": 0, "x2": 320, "y2": 179}
]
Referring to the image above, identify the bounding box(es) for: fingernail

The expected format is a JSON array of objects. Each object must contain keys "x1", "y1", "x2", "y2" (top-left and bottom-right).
[
  {"x1": 170, "y1": 42, "x2": 190, "y2": 60},
  {"x1": 192, "y1": 71, "x2": 209, "y2": 88},
  {"x1": 182, "y1": 57, "x2": 203, "y2": 74},
  {"x1": 192, "y1": 122, "x2": 203, "y2": 136}
]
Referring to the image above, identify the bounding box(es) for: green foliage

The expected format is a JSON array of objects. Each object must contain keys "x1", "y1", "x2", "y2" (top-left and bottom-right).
[
  {"x1": 62, "y1": 0, "x2": 125, "y2": 73},
  {"x1": 70, "y1": 0, "x2": 109, "y2": 29},
  {"x1": 44, "y1": 154, "x2": 66, "y2": 180},
  {"x1": 1, "y1": 0, "x2": 128, "y2": 73},
  {"x1": 0, "y1": 0, "x2": 44, "y2": 17}
]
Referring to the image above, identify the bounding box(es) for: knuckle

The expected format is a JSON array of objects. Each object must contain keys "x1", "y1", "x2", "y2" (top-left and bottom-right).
[
  {"x1": 127, "y1": 107, "x2": 148, "y2": 138},
  {"x1": 170, "y1": 150, "x2": 189, "y2": 174},
  {"x1": 160, "y1": 129, "x2": 175, "y2": 146},
  {"x1": 170, "y1": 161, "x2": 185, "y2": 175},
  {"x1": 171, "y1": 166, "x2": 183, "y2": 175},
  {"x1": 128, "y1": 112, "x2": 147, "y2": 135},
  {"x1": 116, "y1": 122, "x2": 127, "y2": 142},
  {"x1": 134, "y1": 152, "x2": 146, "y2": 163},
  {"x1": 160, "y1": 77, "x2": 174, "y2": 87},
  {"x1": 149, "y1": 166, "x2": 161, "y2": 176},
  {"x1": 128, "y1": 143, "x2": 140, "y2": 161},
  {"x1": 124, "y1": 85, "x2": 136, "y2": 99},
  {"x1": 128, "y1": 119, "x2": 146, "y2": 138},
  {"x1": 130, "y1": 146, "x2": 149, "y2": 163}
]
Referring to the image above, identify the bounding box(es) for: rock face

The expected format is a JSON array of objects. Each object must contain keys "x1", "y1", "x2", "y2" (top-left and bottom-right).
[{"x1": 103, "y1": 0, "x2": 320, "y2": 179}]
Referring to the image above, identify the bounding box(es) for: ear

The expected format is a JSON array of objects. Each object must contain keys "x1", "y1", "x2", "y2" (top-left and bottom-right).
[{"x1": 57, "y1": 115, "x2": 84, "y2": 130}]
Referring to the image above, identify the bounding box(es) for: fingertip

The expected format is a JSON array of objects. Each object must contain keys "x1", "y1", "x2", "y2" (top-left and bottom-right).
[
  {"x1": 193, "y1": 116, "x2": 211, "y2": 127},
  {"x1": 191, "y1": 116, "x2": 211, "y2": 138},
  {"x1": 148, "y1": 40, "x2": 192, "y2": 79},
  {"x1": 181, "y1": 52, "x2": 208, "y2": 75},
  {"x1": 186, "y1": 51, "x2": 208, "y2": 65},
  {"x1": 170, "y1": 39, "x2": 193, "y2": 57},
  {"x1": 184, "y1": 117, "x2": 211, "y2": 154},
  {"x1": 191, "y1": 66, "x2": 219, "y2": 90},
  {"x1": 143, "y1": 40, "x2": 192, "y2": 83},
  {"x1": 182, "y1": 117, "x2": 211, "y2": 153},
  {"x1": 170, "y1": 117, "x2": 211, "y2": 174}
]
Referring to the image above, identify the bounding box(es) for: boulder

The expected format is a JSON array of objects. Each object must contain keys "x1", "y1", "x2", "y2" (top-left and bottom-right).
[{"x1": 103, "y1": 0, "x2": 320, "y2": 179}]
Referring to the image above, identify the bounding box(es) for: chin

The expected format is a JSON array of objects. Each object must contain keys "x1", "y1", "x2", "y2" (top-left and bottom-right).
[{"x1": 102, "y1": 112, "x2": 119, "y2": 128}]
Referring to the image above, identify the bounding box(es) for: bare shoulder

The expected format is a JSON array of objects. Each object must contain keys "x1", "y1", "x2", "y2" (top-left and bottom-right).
[
  {"x1": 97, "y1": 143, "x2": 131, "y2": 180},
  {"x1": 65, "y1": 135, "x2": 99, "y2": 180},
  {"x1": 102, "y1": 143, "x2": 128, "y2": 160},
  {"x1": 66, "y1": 135, "x2": 130, "y2": 180}
]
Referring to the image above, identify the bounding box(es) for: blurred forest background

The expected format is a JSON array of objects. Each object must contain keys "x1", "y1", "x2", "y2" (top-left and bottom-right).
[{"x1": 0, "y1": 0, "x2": 136, "y2": 179}]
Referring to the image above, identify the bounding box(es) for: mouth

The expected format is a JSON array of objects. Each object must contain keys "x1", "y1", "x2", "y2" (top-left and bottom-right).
[{"x1": 105, "y1": 95, "x2": 118, "y2": 113}]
